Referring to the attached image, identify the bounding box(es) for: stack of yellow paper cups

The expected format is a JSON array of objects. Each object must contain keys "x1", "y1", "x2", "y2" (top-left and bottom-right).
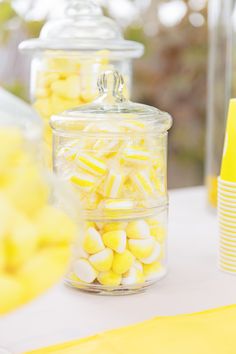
[{"x1": 218, "y1": 99, "x2": 236, "y2": 273}]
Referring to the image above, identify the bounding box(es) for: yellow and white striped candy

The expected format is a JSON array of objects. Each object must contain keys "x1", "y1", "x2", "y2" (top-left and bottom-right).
[
  {"x1": 119, "y1": 120, "x2": 147, "y2": 132},
  {"x1": 89, "y1": 248, "x2": 113, "y2": 272},
  {"x1": 76, "y1": 153, "x2": 107, "y2": 176},
  {"x1": 130, "y1": 171, "x2": 154, "y2": 198},
  {"x1": 122, "y1": 145, "x2": 150, "y2": 164},
  {"x1": 70, "y1": 172, "x2": 96, "y2": 192},
  {"x1": 104, "y1": 199, "x2": 134, "y2": 211},
  {"x1": 103, "y1": 169, "x2": 125, "y2": 198}
]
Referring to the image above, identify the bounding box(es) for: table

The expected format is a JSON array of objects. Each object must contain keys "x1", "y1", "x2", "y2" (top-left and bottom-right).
[{"x1": 1, "y1": 187, "x2": 236, "y2": 353}]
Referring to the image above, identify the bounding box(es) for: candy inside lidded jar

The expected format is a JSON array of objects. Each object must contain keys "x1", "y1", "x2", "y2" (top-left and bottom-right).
[
  {"x1": 50, "y1": 71, "x2": 172, "y2": 294},
  {"x1": 19, "y1": 0, "x2": 144, "y2": 164}
]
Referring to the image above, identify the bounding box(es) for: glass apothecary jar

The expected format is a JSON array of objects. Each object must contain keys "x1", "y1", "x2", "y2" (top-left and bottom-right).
[
  {"x1": 19, "y1": 0, "x2": 144, "y2": 165},
  {"x1": 50, "y1": 70, "x2": 172, "y2": 294},
  {"x1": 0, "y1": 91, "x2": 80, "y2": 315},
  {"x1": 206, "y1": 0, "x2": 236, "y2": 208}
]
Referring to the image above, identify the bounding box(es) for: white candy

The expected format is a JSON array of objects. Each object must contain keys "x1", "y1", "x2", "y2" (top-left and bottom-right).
[{"x1": 73, "y1": 259, "x2": 97, "y2": 283}]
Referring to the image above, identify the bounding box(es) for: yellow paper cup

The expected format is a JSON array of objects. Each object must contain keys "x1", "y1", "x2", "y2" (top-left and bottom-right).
[
  {"x1": 218, "y1": 262, "x2": 236, "y2": 274},
  {"x1": 220, "y1": 99, "x2": 236, "y2": 182},
  {"x1": 218, "y1": 178, "x2": 236, "y2": 186}
]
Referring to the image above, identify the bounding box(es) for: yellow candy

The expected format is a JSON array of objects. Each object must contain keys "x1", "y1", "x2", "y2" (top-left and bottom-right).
[
  {"x1": 33, "y1": 98, "x2": 52, "y2": 118},
  {"x1": 97, "y1": 270, "x2": 121, "y2": 286},
  {"x1": 70, "y1": 172, "x2": 96, "y2": 192},
  {"x1": 122, "y1": 266, "x2": 144, "y2": 285},
  {"x1": 5, "y1": 166, "x2": 49, "y2": 217},
  {"x1": 140, "y1": 242, "x2": 162, "y2": 264},
  {"x1": 82, "y1": 192, "x2": 101, "y2": 210},
  {"x1": 36, "y1": 205, "x2": 76, "y2": 246},
  {"x1": 6, "y1": 214, "x2": 38, "y2": 270},
  {"x1": 112, "y1": 250, "x2": 134, "y2": 275},
  {"x1": 102, "y1": 169, "x2": 125, "y2": 198},
  {"x1": 35, "y1": 86, "x2": 51, "y2": 99},
  {"x1": 0, "y1": 274, "x2": 25, "y2": 315},
  {"x1": 131, "y1": 170, "x2": 154, "y2": 198},
  {"x1": 83, "y1": 227, "x2": 105, "y2": 254},
  {"x1": 126, "y1": 220, "x2": 150, "y2": 239},
  {"x1": 122, "y1": 145, "x2": 150, "y2": 165},
  {"x1": 150, "y1": 168, "x2": 165, "y2": 194},
  {"x1": 89, "y1": 248, "x2": 113, "y2": 272},
  {"x1": 146, "y1": 219, "x2": 166, "y2": 242},
  {"x1": 120, "y1": 119, "x2": 147, "y2": 132},
  {"x1": 143, "y1": 261, "x2": 164, "y2": 281},
  {"x1": 104, "y1": 199, "x2": 134, "y2": 211},
  {"x1": 128, "y1": 238, "x2": 155, "y2": 260},
  {"x1": 51, "y1": 94, "x2": 80, "y2": 115},
  {"x1": 36, "y1": 71, "x2": 60, "y2": 89},
  {"x1": 102, "y1": 230, "x2": 126, "y2": 253},
  {"x1": 19, "y1": 247, "x2": 70, "y2": 301},
  {"x1": 51, "y1": 75, "x2": 80, "y2": 100},
  {"x1": 102, "y1": 222, "x2": 127, "y2": 233},
  {"x1": 73, "y1": 258, "x2": 98, "y2": 283},
  {"x1": 76, "y1": 153, "x2": 107, "y2": 176}
]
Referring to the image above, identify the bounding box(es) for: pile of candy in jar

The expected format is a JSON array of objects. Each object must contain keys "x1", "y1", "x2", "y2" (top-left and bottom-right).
[
  {"x1": 0, "y1": 127, "x2": 77, "y2": 314},
  {"x1": 32, "y1": 50, "x2": 128, "y2": 148},
  {"x1": 54, "y1": 116, "x2": 168, "y2": 289}
]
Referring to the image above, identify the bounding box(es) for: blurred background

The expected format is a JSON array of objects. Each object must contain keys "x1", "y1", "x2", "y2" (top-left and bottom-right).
[{"x1": 0, "y1": 0, "x2": 208, "y2": 189}]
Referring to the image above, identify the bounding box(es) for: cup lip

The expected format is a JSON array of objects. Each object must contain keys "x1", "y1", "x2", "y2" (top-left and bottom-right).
[{"x1": 218, "y1": 177, "x2": 236, "y2": 186}]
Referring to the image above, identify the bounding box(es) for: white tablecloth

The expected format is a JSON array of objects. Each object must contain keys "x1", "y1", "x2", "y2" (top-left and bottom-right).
[{"x1": 1, "y1": 187, "x2": 235, "y2": 353}]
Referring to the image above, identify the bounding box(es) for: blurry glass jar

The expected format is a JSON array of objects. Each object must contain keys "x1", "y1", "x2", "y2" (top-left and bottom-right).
[
  {"x1": 50, "y1": 70, "x2": 172, "y2": 294},
  {"x1": 0, "y1": 91, "x2": 79, "y2": 314},
  {"x1": 19, "y1": 0, "x2": 144, "y2": 165},
  {"x1": 206, "y1": 0, "x2": 236, "y2": 208}
]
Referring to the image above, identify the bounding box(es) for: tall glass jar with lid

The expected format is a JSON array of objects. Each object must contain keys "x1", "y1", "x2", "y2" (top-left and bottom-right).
[
  {"x1": 19, "y1": 0, "x2": 144, "y2": 165},
  {"x1": 50, "y1": 70, "x2": 172, "y2": 295}
]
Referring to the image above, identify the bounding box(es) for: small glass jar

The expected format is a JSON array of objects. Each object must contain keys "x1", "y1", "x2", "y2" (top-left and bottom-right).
[
  {"x1": 19, "y1": 0, "x2": 144, "y2": 165},
  {"x1": 50, "y1": 70, "x2": 172, "y2": 294}
]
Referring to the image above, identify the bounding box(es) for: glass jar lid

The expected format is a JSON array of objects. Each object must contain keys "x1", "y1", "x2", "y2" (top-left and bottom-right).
[
  {"x1": 50, "y1": 70, "x2": 172, "y2": 135},
  {"x1": 19, "y1": 0, "x2": 144, "y2": 58}
]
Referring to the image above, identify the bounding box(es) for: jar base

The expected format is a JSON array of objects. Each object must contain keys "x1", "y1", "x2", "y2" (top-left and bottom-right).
[{"x1": 64, "y1": 270, "x2": 167, "y2": 295}]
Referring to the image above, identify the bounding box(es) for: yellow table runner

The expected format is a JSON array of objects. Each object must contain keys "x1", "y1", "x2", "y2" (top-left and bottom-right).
[{"x1": 25, "y1": 304, "x2": 236, "y2": 354}]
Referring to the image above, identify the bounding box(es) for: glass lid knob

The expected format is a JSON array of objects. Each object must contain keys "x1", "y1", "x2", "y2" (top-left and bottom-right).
[
  {"x1": 66, "y1": 0, "x2": 103, "y2": 17},
  {"x1": 97, "y1": 71, "x2": 127, "y2": 104}
]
